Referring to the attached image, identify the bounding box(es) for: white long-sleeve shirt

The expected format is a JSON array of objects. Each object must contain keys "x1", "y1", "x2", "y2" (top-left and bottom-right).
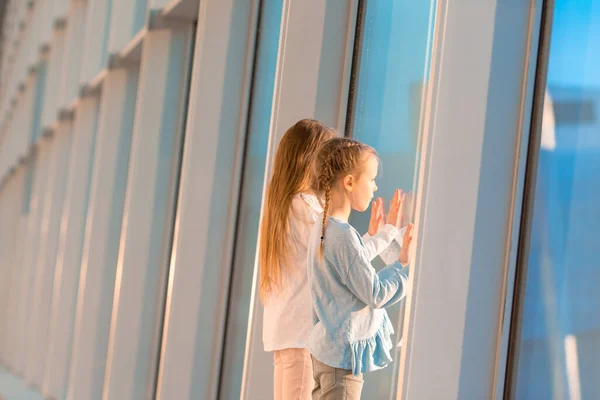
[{"x1": 262, "y1": 193, "x2": 403, "y2": 351}]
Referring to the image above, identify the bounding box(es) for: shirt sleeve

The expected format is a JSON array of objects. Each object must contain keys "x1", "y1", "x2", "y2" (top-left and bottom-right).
[
  {"x1": 378, "y1": 225, "x2": 407, "y2": 265},
  {"x1": 341, "y1": 231, "x2": 409, "y2": 309},
  {"x1": 361, "y1": 224, "x2": 398, "y2": 261}
]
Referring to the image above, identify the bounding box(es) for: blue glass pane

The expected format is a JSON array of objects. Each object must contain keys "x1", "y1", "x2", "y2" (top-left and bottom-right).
[
  {"x1": 133, "y1": 0, "x2": 148, "y2": 36},
  {"x1": 350, "y1": 0, "x2": 436, "y2": 397},
  {"x1": 516, "y1": 1, "x2": 600, "y2": 398}
]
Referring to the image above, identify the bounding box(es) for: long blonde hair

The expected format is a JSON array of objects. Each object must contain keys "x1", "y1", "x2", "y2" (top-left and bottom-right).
[
  {"x1": 312, "y1": 137, "x2": 377, "y2": 260},
  {"x1": 259, "y1": 119, "x2": 336, "y2": 302}
]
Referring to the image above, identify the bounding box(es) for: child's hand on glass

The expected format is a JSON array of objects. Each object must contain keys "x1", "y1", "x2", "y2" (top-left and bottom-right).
[
  {"x1": 368, "y1": 197, "x2": 385, "y2": 236},
  {"x1": 398, "y1": 223, "x2": 413, "y2": 266},
  {"x1": 386, "y1": 189, "x2": 406, "y2": 230},
  {"x1": 400, "y1": 191, "x2": 413, "y2": 228}
]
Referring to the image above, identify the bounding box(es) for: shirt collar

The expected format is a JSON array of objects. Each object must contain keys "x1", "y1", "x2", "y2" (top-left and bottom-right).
[{"x1": 299, "y1": 193, "x2": 323, "y2": 214}]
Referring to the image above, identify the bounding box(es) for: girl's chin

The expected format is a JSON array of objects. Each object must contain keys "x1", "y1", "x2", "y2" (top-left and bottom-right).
[{"x1": 355, "y1": 204, "x2": 370, "y2": 212}]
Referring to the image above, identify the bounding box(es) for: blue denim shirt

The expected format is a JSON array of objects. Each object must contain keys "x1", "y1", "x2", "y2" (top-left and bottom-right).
[{"x1": 307, "y1": 216, "x2": 409, "y2": 375}]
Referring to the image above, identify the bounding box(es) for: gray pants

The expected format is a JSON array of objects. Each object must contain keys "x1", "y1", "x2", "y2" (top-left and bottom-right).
[{"x1": 311, "y1": 356, "x2": 364, "y2": 400}]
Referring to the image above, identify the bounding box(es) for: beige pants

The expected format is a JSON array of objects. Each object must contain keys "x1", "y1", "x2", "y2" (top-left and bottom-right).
[
  {"x1": 311, "y1": 356, "x2": 364, "y2": 400},
  {"x1": 274, "y1": 348, "x2": 314, "y2": 400}
]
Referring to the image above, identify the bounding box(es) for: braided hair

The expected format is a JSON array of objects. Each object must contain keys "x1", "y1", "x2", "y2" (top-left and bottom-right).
[{"x1": 312, "y1": 137, "x2": 377, "y2": 261}]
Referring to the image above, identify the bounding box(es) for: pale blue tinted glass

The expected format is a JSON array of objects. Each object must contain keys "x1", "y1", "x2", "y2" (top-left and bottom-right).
[
  {"x1": 516, "y1": 1, "x2": 600, "y2": 399},
  {"x1": 350, "y1": 1, "x2": 436, "y2": 398},
  {"x1": 132, "y1": 0, "x2": 148, "y2": 36}
]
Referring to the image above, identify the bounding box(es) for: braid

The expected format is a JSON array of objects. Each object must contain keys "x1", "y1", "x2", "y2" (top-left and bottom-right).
[
  {"x1": 319, "y1": 183, "x2": 330, "y2": 261},
  {"x1": 313, "y1": 137, "x2": 377, "y2": 263}
]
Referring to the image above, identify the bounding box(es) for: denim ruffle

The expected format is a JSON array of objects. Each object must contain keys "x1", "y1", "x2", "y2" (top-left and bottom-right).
[{"x1": 349, "y1": 313, "x2": 395, "y2": 375}]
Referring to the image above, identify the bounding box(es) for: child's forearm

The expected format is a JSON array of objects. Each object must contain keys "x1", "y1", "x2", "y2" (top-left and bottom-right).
[{"x1": 361, "y1": 224, "x2": 398, "y2": 261}]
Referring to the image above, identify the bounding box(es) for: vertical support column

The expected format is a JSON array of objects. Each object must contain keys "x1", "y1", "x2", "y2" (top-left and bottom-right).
[
  {"x1": 155, "y1": 0, "x2": 260, "y2": 398},
  {"x1": 0, "y1": 176, "x2": 13, "y2": 361},
  {"x1": 13, "y1": 139, "x2": 52, "y2": 375},
  {"x1": 102, "y1": 27, "x2": 193, "y2": 400},
  {"x1": 58, "y1": 0, "x2": 87, "y2": 108},
  {"x1": 42, "y1": 96, "x2": 100, "y2": 400},
  {"x1": 0, "y1": 169, "x2": 24, "y2": 366},
  {"x1": 0, "y1": 117, "x2": 8, "y2": 176},
  {"x1": 0, "y1": 170, "x2": 19, "y2": 367},
  {"x1": 4, "y1": 161, "x2": 34, "y2": 371},
  {"x1": 0, "y1": 178, "x2": 10, "y2": 361},
  {"x1": 25, "y1": 121, "x2": 73, "y2": 388},
  {"x1": 66, "y1": 68, "x2": 139, "y2": 400}
]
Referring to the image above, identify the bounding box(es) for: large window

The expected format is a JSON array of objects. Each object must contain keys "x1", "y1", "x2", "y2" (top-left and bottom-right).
[
  {"x1": 348, "y1": 1, "x2": 435, "y2": 398},
  {"x1": 513, "y1": 1, "x2": 600, "y2": 399},
  {"x1": 219, "y1": 1, "x2": 437, "y2": 399},
  {"x1": 0, "y1": 0, "x2": 562, "y2": 398}
]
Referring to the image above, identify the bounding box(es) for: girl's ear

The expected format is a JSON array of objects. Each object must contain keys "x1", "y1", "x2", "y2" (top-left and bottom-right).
[{"x1": 343, "y1": 174, "x2": 354, "y2": 193}]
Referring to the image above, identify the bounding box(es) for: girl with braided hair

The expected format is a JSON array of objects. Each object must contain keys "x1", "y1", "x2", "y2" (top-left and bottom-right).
[
  {"x1": 259, "y1": 120, "x2": 404, "y2": 400},
  {"x1": 307, "y1": 137, "x2": 413, "y2": 399}
]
